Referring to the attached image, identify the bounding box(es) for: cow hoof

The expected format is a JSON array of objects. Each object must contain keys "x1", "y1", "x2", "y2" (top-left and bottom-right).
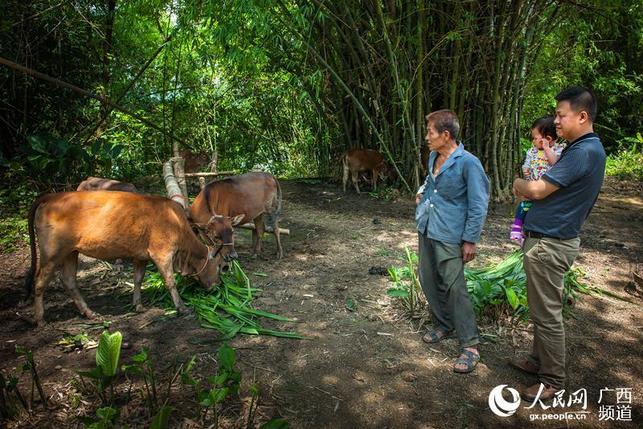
[
  {"x1": 135, "y1": 304, "x2": 146, "y2": 313},
  {"x1": 177, "y1": 306, "x2": 194, "y2": 318},
  {"x1": 84, "y1": 310, "x2": 97, "y2": 319}
]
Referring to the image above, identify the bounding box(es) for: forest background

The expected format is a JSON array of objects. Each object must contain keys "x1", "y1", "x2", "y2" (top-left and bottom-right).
[{"x1": 0, "y1": 0, "x2": 641, "y2": 202}]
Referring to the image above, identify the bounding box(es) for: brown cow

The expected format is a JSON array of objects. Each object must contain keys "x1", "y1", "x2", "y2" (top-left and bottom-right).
[
  {"x1": 77, "y1": 176, "x2": 138, "y2": 193},
  {"x1": 342, "y1": 149, "x2": 389, "y2": 193},
  {"x1": 181, "y1": 151, "x2": 214, "y2": 172},
  {"x1": 25, "y1": 191, "x2": 224, "y2": 327},
  {"x1": 189, "y1": 172, "x2": 283, "y2": 259}
]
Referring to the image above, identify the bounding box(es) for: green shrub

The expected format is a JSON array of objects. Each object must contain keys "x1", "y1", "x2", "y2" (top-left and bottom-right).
[{"x1": 605, "y1": 133, "x2": 643, "y2": 181}]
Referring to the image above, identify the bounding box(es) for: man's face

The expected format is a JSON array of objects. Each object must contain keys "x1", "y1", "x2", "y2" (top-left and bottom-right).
[
  {"x1": 425, "y1": 122, "x2": 448, "y2": 152},
  {"x1": 554, "y1": 100, "x2": 582, "y2": 141}
]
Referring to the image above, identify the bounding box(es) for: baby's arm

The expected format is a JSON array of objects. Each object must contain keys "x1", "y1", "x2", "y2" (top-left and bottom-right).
[
  {"x1": 543, "y1": 143, "x2": 559, "y2": 165},
  {"x1": 522, "y1": 147, "x2": 535, "y2": 178}
]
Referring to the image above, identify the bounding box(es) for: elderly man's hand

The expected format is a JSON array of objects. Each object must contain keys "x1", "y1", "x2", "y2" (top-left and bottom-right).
[
  {"x1": 462, "y1": 241, "x2": 476, "y2": 263},
  {"x1": 415, "y1": 193, "x2": 423, "y2": 205}
]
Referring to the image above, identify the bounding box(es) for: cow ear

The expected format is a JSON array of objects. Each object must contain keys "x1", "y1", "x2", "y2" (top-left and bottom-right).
[{"x1": 231, "y1": 214, "x2": 245, "y2": 226}]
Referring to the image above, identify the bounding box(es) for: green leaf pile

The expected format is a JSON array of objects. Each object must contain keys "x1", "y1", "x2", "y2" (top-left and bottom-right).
[
  {"x1": 388, "y1": 249, "x2": 593, "y2": 320},
  {"x1": 144, "y1": 261, "x2": 302, "y2": 340}
]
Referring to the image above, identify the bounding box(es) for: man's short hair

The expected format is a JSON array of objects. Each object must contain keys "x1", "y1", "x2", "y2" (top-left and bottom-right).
[
  {"x1": 555, "y1": 86, "x2": 597, "y2": 121},
  {"x1": 426, "y1": 110, "x2": 460, "y2": 140}
]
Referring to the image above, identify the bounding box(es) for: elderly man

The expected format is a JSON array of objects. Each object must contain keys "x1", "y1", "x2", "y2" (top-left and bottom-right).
[
  {"x1": 415, "y1": 109, "x2": 490, "y2": 373},
  {"x1": 511, "y1": 87, "x2": 606, "y2": 400}
]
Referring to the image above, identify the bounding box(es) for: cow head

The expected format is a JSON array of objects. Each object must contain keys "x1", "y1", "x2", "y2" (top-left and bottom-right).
[
  {"x1": 194, "y1": 214, "x2": 245, "y2": 263},
  {"x1": 196, "y1": 246, "x2": 224, "y2": 290}
]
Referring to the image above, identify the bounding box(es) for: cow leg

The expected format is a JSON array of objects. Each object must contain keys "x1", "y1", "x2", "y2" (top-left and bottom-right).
[
  {"x1": 33, "y1": 261, "x2": 57, "y2": 327},
  {"x1": 132, "y1": 260, "x2": 147, "y2": 312},
  {"x1": 273, "y1": 217, "x2": 283, "y2": 259},
  {"x1": 61, "y1": 251, "x2": 95, "y2": 319},
  {"x1": 372, "y1": 168, "x2": 379, "y2": 191},
  {"x1": 156, "y1": 258, "x2": 190, "y2": 315},
  {"x1": 342, "y1": 162, "x2": 349, "y2": 192},
  {"x1": 252, "y1": 216, "x2": 265, "y2": 255},
  {"x1": 352, "y1": 171, "x2": 361, "y2": 193}
]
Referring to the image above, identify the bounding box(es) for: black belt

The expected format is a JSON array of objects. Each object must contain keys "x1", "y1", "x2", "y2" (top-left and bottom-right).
[{"x1": 524, "y1": 230, "x2": 559, "y2": 240}]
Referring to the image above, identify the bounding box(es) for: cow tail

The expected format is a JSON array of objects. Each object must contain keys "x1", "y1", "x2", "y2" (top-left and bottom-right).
[
  {"x1": 267, "y1": 176, "x2": 282, "y2": 229},
  {"x1": 25, "y1": 195, "x2": 46, "y2": 299}
]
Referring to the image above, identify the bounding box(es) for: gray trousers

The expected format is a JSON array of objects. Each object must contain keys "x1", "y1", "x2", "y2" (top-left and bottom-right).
[
  {"x1": 418, "y1": 233, "x2": 479, "y2": 348},
  {"x1": 523, "y1": 236, "x2": 580, "y2": 388}
]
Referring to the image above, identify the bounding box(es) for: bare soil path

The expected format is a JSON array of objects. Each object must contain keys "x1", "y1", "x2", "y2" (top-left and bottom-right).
[{"x1": 0, "y1": 178, "x2": 641, "y2": 428}]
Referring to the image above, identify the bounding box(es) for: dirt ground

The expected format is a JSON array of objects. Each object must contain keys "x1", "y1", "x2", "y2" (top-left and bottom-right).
[{"x1": 0, "y1": 177, "x2": 641, "y2": 428}]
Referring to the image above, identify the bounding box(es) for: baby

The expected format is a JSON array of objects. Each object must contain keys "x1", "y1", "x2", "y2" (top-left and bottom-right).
[{"x1": 510, "y1": 115, "x2": 566, "y2": 245}]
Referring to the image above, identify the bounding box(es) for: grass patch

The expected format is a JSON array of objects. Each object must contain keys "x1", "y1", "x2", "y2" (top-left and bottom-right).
[
  {"x1": 143, "y1": 261, "x2": 302, "y2": 340},
  {"x1": 0, "y1": 184, "x2": 38, "y2": 253},
  {"x1": 605, "y1": 133, "x2": 643, "y2": 181},
  {"x1": 0, "y1": 216, "x2": 28, "y2": 253},
  {"x1": 368, "y1": 185, "x2": 400, "y2": 200}
]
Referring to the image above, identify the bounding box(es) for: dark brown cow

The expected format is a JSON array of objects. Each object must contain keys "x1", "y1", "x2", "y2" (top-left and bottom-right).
[
  {"x1": 189, "y1": 172, "x2": 283, "y2": 258},
  {"x1": 181, "y1": 151, "x2": 214, "y2": 172},
  {"x1": 76, "y1": 176, "x2": 138, "y2": 193},
  {"x1": 25, "y1": 191, "x2": 224, "y2": 327},
  {"x1": 342, "y1": 149, "x2": 389, "y2": 193}
]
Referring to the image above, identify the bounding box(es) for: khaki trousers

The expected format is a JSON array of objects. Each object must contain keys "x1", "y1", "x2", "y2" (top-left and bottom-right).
[{"x1": 523, "y1": 236, "x2": 580, "y2": 388}]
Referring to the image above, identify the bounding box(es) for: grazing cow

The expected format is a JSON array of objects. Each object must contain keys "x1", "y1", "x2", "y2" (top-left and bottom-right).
[
  {"x1": 25, "y1": 191, "x2": 225, "y2": 327},
  {"x1": 342, "y1": 149, "x2": 389, "y2": 193},
  {"x1": 189, "y1": 172, "x2": 283, "y2": 259},
  {"x1": 76, "y1": 177, "x2": 138, "y2": 193}
]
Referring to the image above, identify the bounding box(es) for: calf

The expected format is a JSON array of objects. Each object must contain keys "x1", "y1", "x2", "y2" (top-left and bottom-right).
[
  {"x1": 342, "y1": 149, "x2": 389, "y2": 193},
  {"x1": 76, "y1": 176, "x2": 138, "y2": 193},
  {"x1": 189, "y1": 172, "x2": 283, "y2": 258},
  {"x1": 25, "y1": 191, "x2": 224, "y2": 327}
]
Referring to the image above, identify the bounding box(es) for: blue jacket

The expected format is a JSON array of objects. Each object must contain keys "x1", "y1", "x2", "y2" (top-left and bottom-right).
[{"x1": 415, "y1": 143, "x2": 490, "y2": 244}]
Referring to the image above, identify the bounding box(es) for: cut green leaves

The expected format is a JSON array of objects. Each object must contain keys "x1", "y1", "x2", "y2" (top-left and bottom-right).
[{"x1": 144, "y1": 261, "x2": 302, "y2": 340}]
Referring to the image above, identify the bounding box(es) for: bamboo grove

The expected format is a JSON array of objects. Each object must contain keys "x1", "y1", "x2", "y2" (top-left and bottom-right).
[
  {"x1": 0, "y1": 1, "x2": 641, "y2": 196},
  {"x1": 277, "y1": 0, "x2": 561, "y2": 196}
]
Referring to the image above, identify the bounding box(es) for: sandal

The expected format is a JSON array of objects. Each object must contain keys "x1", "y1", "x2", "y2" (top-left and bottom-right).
[
  {"x1": 422, "y1": 329, "x2": 453, "y2": 344},
  {"x1": 508, "y1": 357, "x2": 540, "y2": 375},
  {"x1": 453, "y1": 349, "x2": 480, "y2": 373}
]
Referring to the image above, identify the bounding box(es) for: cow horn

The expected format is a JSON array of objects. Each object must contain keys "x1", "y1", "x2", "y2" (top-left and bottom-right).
[
  {"x1": 230, "y1": 214, "x2": 245, "y2": 226},
  {"x1": 207, "y1": 215, "x2": 224, "y2": 225}
]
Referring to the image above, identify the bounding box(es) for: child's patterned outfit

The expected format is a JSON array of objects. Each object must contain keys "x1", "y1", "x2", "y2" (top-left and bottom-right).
[{"x1": 510, "y1": 143, "x2": 565, "y2": 245}]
